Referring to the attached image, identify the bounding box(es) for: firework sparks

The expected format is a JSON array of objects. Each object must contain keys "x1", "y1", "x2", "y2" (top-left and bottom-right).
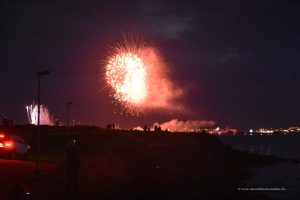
[
  {"x1": 105, "y1": 36, "x2": 185, "y2": 114},
  {"x1": 106, "y1": 52, "x2": 147, "y2": 104},
  {"x1": 26, "y1": 103, "x2": 54, "y2": 125}
]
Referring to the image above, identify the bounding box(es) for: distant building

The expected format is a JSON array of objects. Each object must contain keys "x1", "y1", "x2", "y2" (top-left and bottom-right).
[
  {"x1": 3, "y1": 117, "x2": 13, "y2": 127},
  {"x1": 288, "y1": 127, "x2": 300, "y2": 132}
]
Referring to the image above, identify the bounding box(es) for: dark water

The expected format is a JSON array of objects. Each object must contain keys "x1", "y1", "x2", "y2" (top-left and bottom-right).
[{"x1": 218, "y1": 135, "x2": 300, "y2": 200}]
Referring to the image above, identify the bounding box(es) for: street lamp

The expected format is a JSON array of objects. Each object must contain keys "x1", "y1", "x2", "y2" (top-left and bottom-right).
[
  {"x1": 66, "y1": 102, "x2": 73, "y2": 127},
  {"x1": 36, "y1": 70, "x2": 50, "y2": 175},
  {"x1": 66, "y1": 102, "x2": 73, "y2": 141}
]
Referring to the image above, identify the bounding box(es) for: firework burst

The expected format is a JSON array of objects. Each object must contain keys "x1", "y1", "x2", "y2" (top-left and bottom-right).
[
  {"x1": 104, "y1": 36, "x2": 185, "y2": 115},
  {"x1": 106, "y1": 52, "x2": 147, "y2": 104},
  {"x1": 26, "y1": 103, "x2": 54, "y2": 125}
]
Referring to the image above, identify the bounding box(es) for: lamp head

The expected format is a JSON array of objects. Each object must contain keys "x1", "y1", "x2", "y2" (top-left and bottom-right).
[{"x1": 37, "y1": 70, "x2": 50, "y2": 76}]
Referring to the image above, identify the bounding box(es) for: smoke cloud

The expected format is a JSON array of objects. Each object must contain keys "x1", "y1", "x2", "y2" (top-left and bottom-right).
[
  {"x1": 156, "y1": 119, "x2": 215, "y2": 132},
  {"x1": 142, "y1": 47, "x2": 185, "y2": 112}
]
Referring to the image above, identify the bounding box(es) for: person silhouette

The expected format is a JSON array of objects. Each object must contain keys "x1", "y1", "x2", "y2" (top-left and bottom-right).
[
  {"x1": 66, "y1": 139, "x2": 80, "y2": 193},
  {"x1": 9, "y1": 183, "x2": 30, "y2": 200}
]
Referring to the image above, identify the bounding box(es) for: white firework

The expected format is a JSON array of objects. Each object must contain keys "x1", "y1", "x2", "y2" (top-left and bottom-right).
[{"x1": 26, "y1": 103, "x2": 54, "y2": 125}]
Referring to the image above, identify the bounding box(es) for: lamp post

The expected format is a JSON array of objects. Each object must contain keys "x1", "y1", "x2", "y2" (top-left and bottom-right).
[
  {"x1": 66, "y1": 102, "x2": 73, "y2": 141},
  {"x1": 36, "y1": 70, "x2": 50, "y2": 175}
]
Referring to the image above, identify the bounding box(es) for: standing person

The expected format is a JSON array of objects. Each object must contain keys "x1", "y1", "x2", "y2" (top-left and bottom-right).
[
  {"x1": 66, "y1": 138, "x2": 80, "y2": 193},
  {"x1": 9, "y1": 183, "x2": 30, "y2": 200}
]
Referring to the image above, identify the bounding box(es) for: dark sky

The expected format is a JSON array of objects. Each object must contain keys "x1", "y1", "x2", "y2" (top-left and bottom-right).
[{"x1": 1, "y1": 0, "x2": 300, "y2": 129}]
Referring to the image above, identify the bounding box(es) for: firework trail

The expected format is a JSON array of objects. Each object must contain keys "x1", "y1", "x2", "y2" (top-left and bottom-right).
[
  {"x1": 26, "y1": 103, "x2": 54, "y2": 125},
  {"x1": 105, "y1": 36, "x2": 184, "y2": 115}
]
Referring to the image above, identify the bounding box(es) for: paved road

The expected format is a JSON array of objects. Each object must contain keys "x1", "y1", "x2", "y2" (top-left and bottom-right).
[
  {"x1": 28, "y1": 152, "x2": 113, "y2": 200},
  {"x1": 0, "y1": 150, "x2": 130, "y2": 200},
  {"x1": 0, "y1": 158, "x2": 57, "y2": 199}
]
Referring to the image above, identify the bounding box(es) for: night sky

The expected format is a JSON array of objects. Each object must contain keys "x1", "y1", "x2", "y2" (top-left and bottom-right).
[{"x1": 1, "y1": 0, "x2": 300, "y2": 129}]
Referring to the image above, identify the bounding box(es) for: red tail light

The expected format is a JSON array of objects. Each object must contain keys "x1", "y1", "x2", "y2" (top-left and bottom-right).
[
  {"x1": 4, "y1": 140, "x2": 13, "y2": 148},
  {"x1": 0, "y1": 134, "x2": 5, "y2": 138}
]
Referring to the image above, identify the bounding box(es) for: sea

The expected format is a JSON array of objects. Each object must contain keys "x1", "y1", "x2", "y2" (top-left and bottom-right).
[{"x1": 218, "y1": 135, "x2": 300, "y2": 200}]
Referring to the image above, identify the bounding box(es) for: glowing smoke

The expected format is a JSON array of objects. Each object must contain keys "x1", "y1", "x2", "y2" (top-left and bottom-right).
[
  {"x1": 26, "y1": 103, "x2": 54, "y2": 125},
  {"x1": 132, "y1": 126, "x2": 144, "y2": 131},
  {"x1": 105, "y1": 36, "x2": 184, "y2": 114},
  {"x1": 156, "y1": 119, "x2": 215, "y2": 132}
]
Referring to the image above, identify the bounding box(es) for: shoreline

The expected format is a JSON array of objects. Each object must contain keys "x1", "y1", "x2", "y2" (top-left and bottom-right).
[{"x1": 1, "y1": 126, "x2": 298, "y2": 199}]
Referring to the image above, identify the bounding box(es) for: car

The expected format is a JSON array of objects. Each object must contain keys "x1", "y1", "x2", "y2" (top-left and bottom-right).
[{"x1": 0, "y1": 133, "x2": 30, "y2": 160}]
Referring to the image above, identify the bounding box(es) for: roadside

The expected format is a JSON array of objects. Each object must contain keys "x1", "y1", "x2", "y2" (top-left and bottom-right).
[
  {"x1": 0, "y1": 127, "x2": 292, "y2": 200},
  {"x1": 0, "y1": 159, "x2": 57, "y2": 199},
  {"x1": 27, "y1": 152, "x2": 111, "y2": 199}
]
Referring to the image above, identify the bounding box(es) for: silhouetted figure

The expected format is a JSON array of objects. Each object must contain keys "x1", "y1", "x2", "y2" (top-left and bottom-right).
[
  {"x1": 112, "y1": 122, "x2": 116, "y2": 129},
  {"x1": 66, "y1": 139, "x2": 80, "y2": 193},
  {"x1": 9, "y1": 183, "x2": 30, "y2": 200},
  {"x1": 144, "y1": 124, "x2": 148, "y2": 132},
  {"x1": 154, "y1": 125, "x2": 162, "y2": 132},
  {"x1": 154, "y1": 125, "x2": 158, "y2": 131}
]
